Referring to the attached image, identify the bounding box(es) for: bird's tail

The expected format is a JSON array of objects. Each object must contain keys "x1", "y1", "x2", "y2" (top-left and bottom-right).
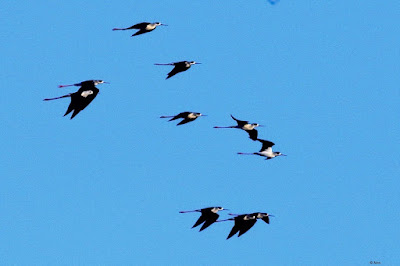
[{"x1": 43, "y1": 94, "x2": 71, "y2": 101}]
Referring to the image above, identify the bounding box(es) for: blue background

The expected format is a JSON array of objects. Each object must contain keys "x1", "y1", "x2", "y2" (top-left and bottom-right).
[{"x1": 1, "y1": 1, "x2": 399, "y2": 265}]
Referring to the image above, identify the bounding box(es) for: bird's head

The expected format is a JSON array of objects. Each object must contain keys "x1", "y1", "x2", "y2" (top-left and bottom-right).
[
  {"x1": 212, "y1": 206, "x2": 227, "y2": 213},
  {"x1": 93, "y1": 80, "x2": 109, "y2": 85},
  {"x1": 194, "y1": 113, "x2": 206, "y2": 117},
  {"x1": 155, "y1": 22, "x2": 167, "y2": 26},
  {"x1": 257, "y1": 212, "x2": 274, "y2": 218}
]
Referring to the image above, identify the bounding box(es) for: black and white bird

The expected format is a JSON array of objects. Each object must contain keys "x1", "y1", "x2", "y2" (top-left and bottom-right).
[
  {"x1": 218, "y1": 213, "x2": 257, "y2": 239},
  {"x1": 112, "y1": 22, "x2": 167, "y2": 36},
  {"x1": 214, "y1": 114, "x2": 262, "y2": 141},
  {"x1": 154, "y1": 61, "x2": 201, "y2": 79},
  {"x1": 219, "y1": 212, "x2": 274, "y2": 239},
  {"x1": 238, "y1": 139, "x2": 286, "y2": 160},
  {"x1": 43, "y1": 80, "x2": 108, "y2": 119},
  {"x1": 180, "y1": 207, "x2": 228, "y2": 232},
  {"x1": 160, "y1": 112, "x2": 206, "y2": 125}
]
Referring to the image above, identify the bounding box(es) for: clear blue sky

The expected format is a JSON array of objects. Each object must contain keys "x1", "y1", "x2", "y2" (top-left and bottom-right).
[{"x1": 1, "y1": 1, "x2": 399, "y2": 265}]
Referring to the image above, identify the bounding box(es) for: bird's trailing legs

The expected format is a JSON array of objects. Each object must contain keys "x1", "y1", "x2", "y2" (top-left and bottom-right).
[{"x1": 43, "y1": 94, "x2": 72, "y2": 101}]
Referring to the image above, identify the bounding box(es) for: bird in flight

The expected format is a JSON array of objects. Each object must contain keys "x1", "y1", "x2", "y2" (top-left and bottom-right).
[
  {"x1": 267, "y1": 0, "x2": 280, "y2": 5},
  {"x1": 179, "y1": 207, "x2": 228, "y2": 232},
  {"x1": 43, "y1": 80, "x2": 108, "y2": 119},
  {"x1": 214, "y1": 114, "x2": 262, "y2": 141},
  {"x1": 154, "y1": 61, "x2": 201, "y2": 79},
  {"x1": 218, "y1": 212, "x2": 274, "y2": 239},
  {"x1": 160, "y1": 112, "x2": 206, "y2": 125},
  {"x1": 238, "y1": 139, "x2": 286, "y2": 160},
  {"x1": 112, "y1": 22, "x2": 167, "y2": 37}
]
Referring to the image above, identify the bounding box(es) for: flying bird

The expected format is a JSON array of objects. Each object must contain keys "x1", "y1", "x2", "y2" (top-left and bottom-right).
[
  {"x1": 214, "y1": 114, "x2": 262, "y2": 140},
  {"x1": 267, "y1": 0, "x2": 280, "y2": 5},
  {"x1": 218, "y1": 213, "x2": 257, "y2": 239},
  {"x1": 160, "y1": 112, "x2": 206, "y2": 125},
  {"x1": 112, "y1": 22, "x2": 167, "y2": 36},
  {"x1": 43, "y1": 80, "x2": 108, "y2": 119},
  {"x1": 154, "y1": 61, "x2": 200, "y2": 79},
  {"x1": 238, "y1": 139, "x2": 286, "y2": 160},
  {"x1": 219, "y1": 212, "x2": 274, "y2": 239},
  {"x1": 180, "y1": 207, "x2": 228, "y2": 232}
]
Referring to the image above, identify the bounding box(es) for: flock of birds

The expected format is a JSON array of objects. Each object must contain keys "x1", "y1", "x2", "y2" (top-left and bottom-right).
[
  {"x1": 180, "y1": 207, "x2": 274, "y2": 239},
  {"x1": 44, "y1": 0, "x2": 281, "y2": 239}
]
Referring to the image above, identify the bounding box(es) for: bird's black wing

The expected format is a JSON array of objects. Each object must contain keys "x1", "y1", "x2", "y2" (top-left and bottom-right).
[
  {"x1": 258, "y1": 139, "x2": 275, "y2": 151},
  {"x1": 199, "y1": 213, "x2": 219, "y2": 232},
  {"x1": 227, "y1": 224, "x2": 241, "y2": 239},
  {"x1": 132, "y1": 30, "x2": 148, "y2": 36},
  {"x1": 231, "y1": 114, "x2": 248, "y2": 127},
  {"x1": 261, "y1": 216, "x2": 270, "y2": 224},
  {"x1": 130, "y1": 22, "x2": 150, "y2": 29},
  {"x1": 171, "y1": 61, "x2": 186, "y2": 65},
  {"x1": 66, "y1": 87, "x2": 99, "y2": 119},
  {"x1": 238, "y1": 219, "x2": 257, "y2": 237},
  {"x1": 192, "y1": 214, "x2": 207, "y2": 228},
  {"x1": 166, "y1": 66, "x2": 185, "y2": 79},
  {"x1": 168, "y1": 112, "x2": 190, "y2": 121},
  {"x1": 245, "y1": 129, "x2": 258, "y2": 141},
  {"x1": 226, "y1": 215, "x2": 246, "y2": 239},
  {"x1": 177, "y1": 118, "x2": 196, "y2": 125}
]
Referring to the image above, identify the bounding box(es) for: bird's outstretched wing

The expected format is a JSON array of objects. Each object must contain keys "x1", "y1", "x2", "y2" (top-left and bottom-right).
[
  {"x1": 132, "y1": 30, "x2": 147, "y2": 36},
  {"x1": 192, "y1": 215, "x2": 207, "y2": 229},
  {"x1": 65, "y1": 89, "x2": 99, "y2": 119},
  {"x1": 177, "y1": 118, "x2": 195, "y2": 125},
  {"x1": 166, "y1": 112, "x2": 189, "y2": 121},
  {"x1": 166, "y1": 66, "x2": 185, "y2": 79},
  {"x1": 246, "y1": 129, "x2": 258, "y2": 141},
  {"x1": 227, "y1": 224, "x2": 241, "y2": 239},
  {"x1": 199, "y1": 213, "x2": 219, "y2": 232},
  {"x1": 238, "y1": 219, "x2": 257, "y2": 237},
  {"x1": 230, "y1": 114, "x2": 248, "y2": 127},
  {"x1": 261, "y1": 216, "x2": 270, "y2": 224},
  {"x1": 131, "y1": 22, "x2": 150, "y2": 29},
  {"x1": 257, "y1": 139, "x2": 275, "y2": 151}
]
